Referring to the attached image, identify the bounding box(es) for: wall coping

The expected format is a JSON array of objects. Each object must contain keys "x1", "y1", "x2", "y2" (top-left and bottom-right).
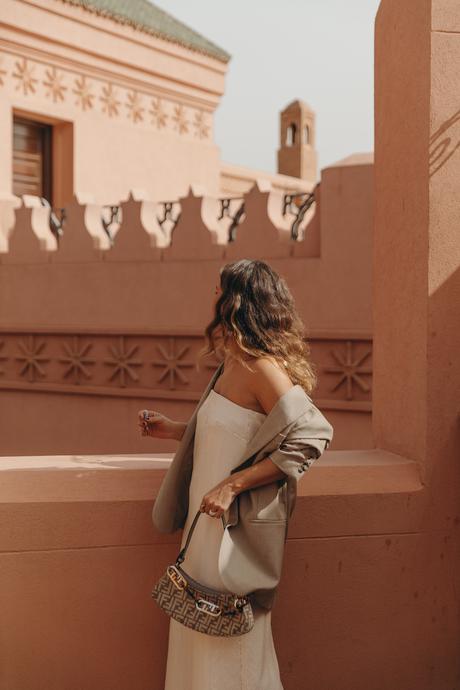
[
  {"x1": 0, "y1": 450, "x2": 426, "y2": 551},
  {"x1": 0, "y1": 449, "x2": 423, "y2": 502}
]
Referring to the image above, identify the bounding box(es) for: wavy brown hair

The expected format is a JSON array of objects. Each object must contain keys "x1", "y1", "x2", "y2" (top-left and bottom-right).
[{"x1": 197, "y1": 259, "x2": 318, "y2": 394}]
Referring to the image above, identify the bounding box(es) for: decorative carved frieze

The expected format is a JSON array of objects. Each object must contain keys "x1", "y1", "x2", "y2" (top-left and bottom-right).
[
  {"x1": 0, "y1": 330, "x2": 372, "y2": 409},
  {"x1": 0, "y1": 50, "x2": 212, "y2": 140}
]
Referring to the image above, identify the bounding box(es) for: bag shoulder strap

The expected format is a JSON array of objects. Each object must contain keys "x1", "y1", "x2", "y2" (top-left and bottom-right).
[{"x1": 176, "y1": 509, "x2": 225, "y2": 565}]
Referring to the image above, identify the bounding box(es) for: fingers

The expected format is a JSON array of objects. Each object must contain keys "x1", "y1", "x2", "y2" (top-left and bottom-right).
[
  {"x1": 199, "y1": 500, "x2": 222, "y2": 519},
  {"x1": 137, "y1": 409, "x2": 159, "y2": 437},
  {"x1": 138, "y1": 410, "x2": 148, "y2": 435},
  {"x1": 138, "y1": 409, "x2": 160, "y2": 419},
  {"x1": 138, "y1": 409, "x2": 154, "y2": 421}
]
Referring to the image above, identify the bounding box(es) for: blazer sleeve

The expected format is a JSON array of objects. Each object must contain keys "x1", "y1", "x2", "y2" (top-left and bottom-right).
[{"x1": 267, "y1": 404, "x2": 334, "y2": 480}]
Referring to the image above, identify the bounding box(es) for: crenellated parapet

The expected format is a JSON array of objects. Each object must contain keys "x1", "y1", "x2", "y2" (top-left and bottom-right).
[
  {"x1": 0, "y1": 180, "x2": 320, "y2": 263},
  {"x1": 3, "y1": 195, "x2": 58, "y2": 262}
]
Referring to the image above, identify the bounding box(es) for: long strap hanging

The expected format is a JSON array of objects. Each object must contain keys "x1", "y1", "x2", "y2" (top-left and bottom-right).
[{"x1": 176, "y1": 509, "x2": 226, "y2": 566}]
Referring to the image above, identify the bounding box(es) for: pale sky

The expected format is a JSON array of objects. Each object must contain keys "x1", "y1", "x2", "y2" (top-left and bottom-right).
[{"x1": 154, "y1": 0, "x2": 381, "y2": 176}]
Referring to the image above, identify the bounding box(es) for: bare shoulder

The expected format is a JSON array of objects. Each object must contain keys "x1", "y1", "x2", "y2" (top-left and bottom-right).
[{"x1": 247, "y1": 356, "x2": 294, "y2": 415}]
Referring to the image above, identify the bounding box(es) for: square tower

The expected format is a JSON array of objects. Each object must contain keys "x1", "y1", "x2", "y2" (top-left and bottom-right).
[{"x1": 277, "y1": 100, "x2": 317, "y2": 182}]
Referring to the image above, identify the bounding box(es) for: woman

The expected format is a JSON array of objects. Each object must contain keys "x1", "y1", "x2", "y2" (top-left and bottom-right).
[{"x1": 139, "y1": 259, "x2": 334, "y2": 690}]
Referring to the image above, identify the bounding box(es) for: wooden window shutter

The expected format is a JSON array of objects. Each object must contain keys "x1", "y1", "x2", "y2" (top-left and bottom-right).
[{"x1": 13, "y1": 116, "x2": 52, "y2": 204}]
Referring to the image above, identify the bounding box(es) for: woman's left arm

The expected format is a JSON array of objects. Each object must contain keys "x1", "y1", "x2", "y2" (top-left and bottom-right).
[{"x1": 199, "y1": 457, "x2": 287, "y2": 519}]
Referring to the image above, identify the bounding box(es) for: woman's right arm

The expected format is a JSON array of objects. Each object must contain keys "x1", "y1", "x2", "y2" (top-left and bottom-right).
[
  {"x1": 170, "y1": 420, "x2": 188, "y2": 441},
  {"x1": 137, "y1": 409, "x2": 189, "y2": 441}
]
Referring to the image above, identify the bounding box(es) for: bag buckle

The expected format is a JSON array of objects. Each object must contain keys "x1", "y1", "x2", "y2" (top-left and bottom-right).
[
  {"x1": 167, "y1": 565, "x2": 187, "y2": 590},
  {"x1": 234, "y1": 596, "x2": 247, "y2": 609},
  {"x1": 195, "y1": 599, "x2": 222, "y2": 617}
]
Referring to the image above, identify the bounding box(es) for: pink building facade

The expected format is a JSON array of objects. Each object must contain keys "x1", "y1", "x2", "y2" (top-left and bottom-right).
[{"x1": 0, "y1": 0, "x2": 314, "y2": 217}]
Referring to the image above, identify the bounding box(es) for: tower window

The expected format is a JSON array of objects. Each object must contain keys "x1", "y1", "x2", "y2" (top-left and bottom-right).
[
  {"x1": 286, "y1": 123, "x2": 296, "y2": 146},
  {"x1": 303, "y1": 124, "x2": 310, "y2": 145}
]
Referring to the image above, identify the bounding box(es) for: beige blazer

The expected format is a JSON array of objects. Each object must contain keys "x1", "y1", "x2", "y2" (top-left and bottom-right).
[{"x1": 152, "y1": 361, "x2": 334, "y2": 610}]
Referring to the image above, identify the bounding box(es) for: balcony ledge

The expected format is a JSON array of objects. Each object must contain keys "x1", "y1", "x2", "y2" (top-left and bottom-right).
[{"x1": 0, "y1": 450, "x2": 426, "y2": 551}]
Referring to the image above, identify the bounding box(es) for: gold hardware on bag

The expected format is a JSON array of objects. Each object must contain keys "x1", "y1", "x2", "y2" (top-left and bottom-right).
[
  {"x1": 167, "y1": 565, "x2": 187, "y2": 590},
  {"x1": 195, "y1": 599, "x2": 222, "y2": 617},
  {"x1": 234, "y1": 596, "x2": 247, "y2": 609}
]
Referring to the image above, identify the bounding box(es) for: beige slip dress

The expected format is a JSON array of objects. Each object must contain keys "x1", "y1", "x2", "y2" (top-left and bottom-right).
[{"x1": 164, "y1": 388, "x2": 284, "y2": 690}]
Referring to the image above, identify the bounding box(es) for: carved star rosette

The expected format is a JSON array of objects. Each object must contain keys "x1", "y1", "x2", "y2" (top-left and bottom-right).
[
  {"x1": 104, "y1": 336, "x2": 142, "y2": 388},
  {"x1": 151, "y1": 337, "x2": 195, "y2": 390}
]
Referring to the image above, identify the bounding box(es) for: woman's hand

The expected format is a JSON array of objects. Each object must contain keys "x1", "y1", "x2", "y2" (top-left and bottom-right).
[
  {"x1": 137, "y1": 409, "x2": 178, "y2": 440},
  {"x1": 199, "y1": 481, "x2": 238, "y2": 519}
]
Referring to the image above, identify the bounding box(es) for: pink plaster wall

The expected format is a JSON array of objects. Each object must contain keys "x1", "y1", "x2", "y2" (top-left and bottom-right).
[{"x1": 0, "y1": 156, "x2": 374, "y2": 457}]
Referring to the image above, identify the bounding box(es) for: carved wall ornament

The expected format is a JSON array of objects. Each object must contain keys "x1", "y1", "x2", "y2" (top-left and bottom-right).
[
  {"x1": 73, "y1": 74, "x2": 95, "y2": 111},
  {"x1": 99, "y1": 82, "x2": 121, "y2": 117},
  {"x1": 12, "y1": 57, "x2": 38, "y2": 95},
  {"x1": 151, "y1": 337, "x2": 195, "y2": 389},
  {"x1": 59, "y1": 336, "x2": 95, "y2": 384},
  {"x1": 125, "y1": 90, "x2": 144, "y2": 123},
  {"x1": 0, "y1": 55, "x2": 7, "y2": 86},
  {"x1": 15, "y1": 335, "x2": 50, "y2": 383},
  {"x1": 323, "y1": 340, "x2": 372, "y2": 401},
  {"x1": 104, "y1": 336, "x2": 142, "y2": 387},
  {"x1": 150, "y1": 97, "x2": 168, "y2": 129},
  {"x1": 172, "y1": 104, "x2": 189, "y2": 134},
  {"x1": 193, "y1": 110, "x2": 210, "y2": 139},
  {"x1": 43, "y1": 66, "x2": 67, "y2": 102},
  {"x1": 0, "y1": 341, "x2": 8, "y2": 374}
]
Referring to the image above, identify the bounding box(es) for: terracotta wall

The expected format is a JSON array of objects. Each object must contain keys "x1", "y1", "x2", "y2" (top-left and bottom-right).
[
  {"x1": 373, "y1": 0, "x2": 460, "y2": 686},
  {"x1": 0, "y1": 154, "x2": 374, "y2": 457}
]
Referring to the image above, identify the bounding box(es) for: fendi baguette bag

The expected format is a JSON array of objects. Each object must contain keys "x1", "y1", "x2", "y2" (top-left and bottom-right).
[{"x1": 151, "y1": 508, "x2": 255, "y2": 636}]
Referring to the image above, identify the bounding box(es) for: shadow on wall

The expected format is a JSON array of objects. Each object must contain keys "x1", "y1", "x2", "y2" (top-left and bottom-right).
[{"x1": 429, "y1": 108, "x2": 460, "y2": 178}]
